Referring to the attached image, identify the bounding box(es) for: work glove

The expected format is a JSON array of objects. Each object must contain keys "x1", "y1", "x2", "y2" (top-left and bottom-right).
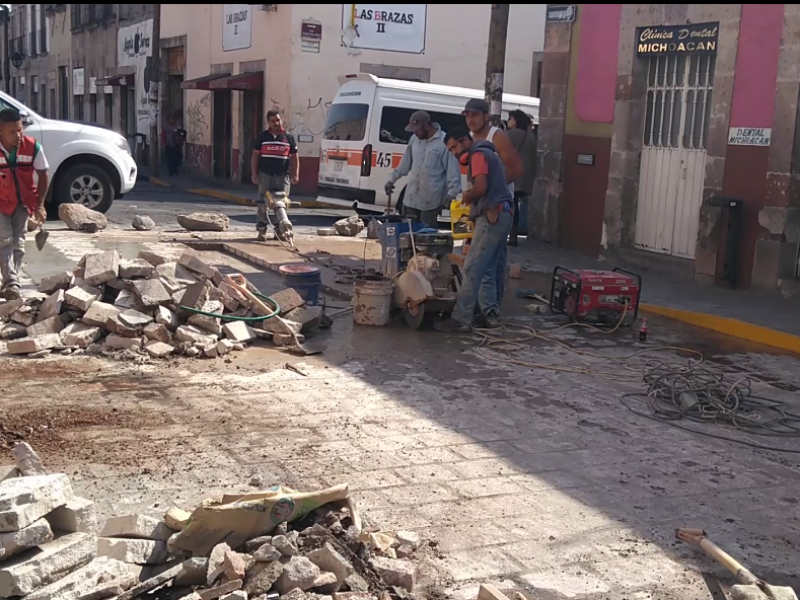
[{"x1": 384, "y1": 181, "x2": 395, "y2": 196}]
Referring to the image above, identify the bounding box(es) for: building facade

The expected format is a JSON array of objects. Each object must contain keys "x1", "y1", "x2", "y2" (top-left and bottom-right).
[
  {"x1": 161, "y1": 3, "x2": 546, "y2": 195},
  {"x1": 534, "y1": 4, "x2": 800, "y2": 294}
]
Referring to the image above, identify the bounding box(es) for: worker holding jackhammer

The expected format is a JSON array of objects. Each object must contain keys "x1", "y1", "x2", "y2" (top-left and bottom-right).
[
  {"x1": 384, "y1": 111, "x2": 462, "y2": 229},
  {"x1": 435, "y1": 126, "x2": 513, "y2": 332}
]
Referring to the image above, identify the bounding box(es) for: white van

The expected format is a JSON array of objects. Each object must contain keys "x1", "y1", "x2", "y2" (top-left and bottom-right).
[
  {"x1": 0, "y1": 90, "x2": 137, "y2": 213},
  {"x1": 316, "y1": 73, "x2": 539, "y2": 217}
]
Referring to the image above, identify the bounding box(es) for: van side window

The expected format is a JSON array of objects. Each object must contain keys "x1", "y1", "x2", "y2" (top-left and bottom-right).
[{"x1": 379, "y1": 107, "x2": 467, "y2": 146}]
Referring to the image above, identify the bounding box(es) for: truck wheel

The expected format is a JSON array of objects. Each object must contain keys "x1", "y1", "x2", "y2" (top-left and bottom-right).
[{"x1": 57, "y1": 163, "x2": 114, "y2": 213}]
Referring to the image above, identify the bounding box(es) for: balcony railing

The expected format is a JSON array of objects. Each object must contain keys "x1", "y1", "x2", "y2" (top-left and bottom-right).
[{"x1": 45, "y1": 4, "x2": 66, "y2": 13}]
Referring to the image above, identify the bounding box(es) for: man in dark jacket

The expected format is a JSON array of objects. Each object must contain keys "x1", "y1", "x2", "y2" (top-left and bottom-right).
[{"x1": 435, "y1": 126, "x2": 513, "y2": 333}]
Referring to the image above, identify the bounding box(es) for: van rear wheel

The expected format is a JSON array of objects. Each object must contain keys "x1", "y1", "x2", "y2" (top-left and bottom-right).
[{"x1": 57, "y1": 164, "x2": 114, "y2": 213}]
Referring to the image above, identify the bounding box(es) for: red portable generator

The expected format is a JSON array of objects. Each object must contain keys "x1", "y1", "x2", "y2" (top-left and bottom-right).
[{"x1": 549, "y1": 266, "x2": 642, "y2": 326}]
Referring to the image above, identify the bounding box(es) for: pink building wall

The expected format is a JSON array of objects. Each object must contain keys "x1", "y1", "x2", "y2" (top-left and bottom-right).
[{"x1": 574, "y1": 4, "x2": 623, "y2": 124}]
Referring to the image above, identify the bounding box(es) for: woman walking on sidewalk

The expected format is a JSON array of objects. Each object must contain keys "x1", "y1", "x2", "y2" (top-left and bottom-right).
[{"x1": 506, "y1": 109, "x2": 537, "y2": 246}]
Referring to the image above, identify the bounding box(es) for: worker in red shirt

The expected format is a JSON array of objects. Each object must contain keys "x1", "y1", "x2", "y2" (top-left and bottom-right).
[{"x1": 0, "y1": 108, "x2": 49, "y2": 301}]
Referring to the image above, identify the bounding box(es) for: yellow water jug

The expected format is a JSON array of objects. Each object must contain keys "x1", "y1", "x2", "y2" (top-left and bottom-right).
[{"x1": 450, "y1": 198, "x2": 473, "y2": 241}]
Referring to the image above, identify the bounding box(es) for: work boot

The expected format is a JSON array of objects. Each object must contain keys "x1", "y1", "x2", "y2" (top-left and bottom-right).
[
  {"x1": 480, "y1": 313, "x2": 501, "y2": 329},
  {"x1": 2, "y1": 287, "x2": 21, "y2": 301},
  {"x1": 256, "y1": 231, "x2": 267, "y2": 242},
  {"x1": 433, "y1": 319, "x2": 472, "y2": 333}
]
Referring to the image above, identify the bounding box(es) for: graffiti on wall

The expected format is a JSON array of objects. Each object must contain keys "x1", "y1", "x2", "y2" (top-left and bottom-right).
[
  {"x1": 288, "y1": 97, "x2": 332, "y2": 138},
  {"x1": 186, "y1": 143, "x2": 211, "y2": 172},
  {"x1": 186, "y1": 93, "x2": 211, "y2": 143}
]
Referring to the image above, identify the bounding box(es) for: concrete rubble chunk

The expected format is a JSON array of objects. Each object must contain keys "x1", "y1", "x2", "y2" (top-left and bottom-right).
[
  {"x1": 305, "y1": 543, "x2": 352, "y2": 592},
  {"x1": 243, "y1": 561, "x2": 284, "y2": 597},
  {"x1": 284, "y1": 306, "x2": 322, "y2": 333},
  {"x1": 59, "y1": 204, "x2": 108, "y2": 231},
  {"x1": 218, "y1": 282, "x2": 250, "y2": 308},
  {"x1": 26, "y1": 556, "x2": 131, "y2": 600},
  {"x1": 27, "y1": 315, "x2": 64, "y2": 337},
  {"x1": 82, "y1": 301, "x2": 120, "y2": 328},
  {"x1": 97, "y1": 537, "x2": 169, "y2": 565},
  {"x1": 114, "y1": 561, "x2": 184, "y2": 600},
  {"x1": 343, "y1": 572, "x2": 369, "y2": 592},
  {"x1": 132, "y1": 215, "x2": 156, "y2": 231},
  {"x1": 253, "y1": 543, "x2": 281, "y2": 562},
  {"x1": 100, "y1": 514, "x2": 174, "y2": 542},
  {"x1": 271, "y1": 535, "x2": 296, "y2": 557},
  {"x1": 216, "y1": 339, "x2": 235, "y2": 356},
  {"x1": 207, "y1": 542, "x2": 231, "y2": 585},
  {"x1": 64, "y1": 285, "x2": 103, "y2": 312},
  {"x1": 11, "y1": 308, "x2": 36, "y2": 326},
  {"x1": 275, "y1": 556, "x2": 321, "y2": 594},
  {"x1": 46, "y1": 497, "x2": 97, "y2": 534},
  {"x1": 178, "y1": 253, "x2": 218, "y2": 280},
  {"x1": 177, "y1": 212, "x2": 230, "y2": 232},
  {"x1": 132, "y1": 279, "x2": 172, "y2": 307},
  {"x1": 118, "y1": 309, "x2": 154, "y2": 328},
  {"x1": 270, "y1": 288, "x2": 307, "y2": 316},
  {"x1": 175, "y1": 325, "x2": 217, "y2": 346},
  {"x1": 138, "y1": 249, "x2": 172, "y2": 267},
  {"x1": 0, "y1": 518, "x2": 53, "y2": 562},
  {"x1": 0, "y1": 322, "x2": 27, "y2": 340},
  {"x1": 144, "y1": 323, "x2": 172, "y2": 344},
  {"x1": 209, "y1": 286, "x2": 239, "y2": 312},
  {"x1": 156, "y1": 262, "x2": 198, "y2": 285},
  {"x1": 119, "y1": 258, "x2": 155, "y2": 279},
  {"x1": 6, "y1": 334, "x2": 63, "y2": 355},
  {"x1": 37, "y1": 290, "x2": 64, "y2": 323},
  {"x1": 273, "y1": 332, "x2": 304, "y2": 347},
  {"x1": 61, "y1": 323, "x2": 103, "y2": 349},
  {"x1": 222, "y1": 320, "x2": 257, "y2": 343},
  {"x1": 181, "y1": 281, "x2": 211, "y2": 311},
  {"x1": 0, "y1": 532, "x2": 96, "y2": 597},
  {"x1": 223, "y1": 550, "x2": 247, "y2": 581},
  {"x1": 84, "y1": 251, "x2": 120, "y2": 287},
  {"x1": 164, "y1": 507, "x2": 191, "y2": 531},
  {"x1": 334, "y1": 215, "x2": 364, "y2": 237},
  {"x1": 242, "y1": 536, "x2": 272, "y2": 553},
  {"x1": 11, "y1": 442, "x2": 46, "y2": 476},
  {"x1": 76, "y1": 573, "x2": 136, "y2": 600},
  {"x1": 155, "y1": 305, "x2": 180, "y2": 330},
  {"x1": 174, "y1": 557, "x2": 208, "y2": 586},
  {"x1": 188, "y1": 300, "x2": 224, "y2": 335},
  {"x1": 395, "y1": 530, "x2": 420, "y2": 548},
  {"x1": 262, "y1": 317, "x2": 302, "y2": 336},
  {"x1": 199, "y1": 579, "x2": 243, "y2": 600},
  {"x1": 370, "y1": 556, "x2": 415, "y2": 591},
  {"x1": 313, "y1": 571, "x2": 337, "y2": 591},
  {"x1": 37, "y1": 272, "x2": 74, "y2": 295},
  {"x1": 104, "y1": 333, "x2": 143, "y2": 351},
  {"x1": 0, "y1": 298, "x2": 24, "y2": 319},
  {"x1": 221, "y1": 592, "x2": 247, "y2": 600}
]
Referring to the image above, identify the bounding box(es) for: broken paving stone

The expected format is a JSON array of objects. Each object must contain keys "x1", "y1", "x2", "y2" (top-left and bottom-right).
[
  {"x1": 207, "y1": 542, "x2": 231, "y2": 585},
  {"x1": 177, "y1": 212, "x2": 229, "y2": 232},
  {"x1": 253, "y1": 543, "x2": 281, "y2": 562},
  {"x1": 275, "y1": 556, "x2": 321, "y2": 594},
  {"x1": 180, "y1": 281, "x2": 211, "y2": 311},
  {"x1": 0, "y1": 518, "x2": 53, "y2": 561},
  {"x1": 64, "y1": 285, "x2": 103, "y2": 312},
  {"x1": 26, "y1": 315, "x2": 64, "y2": 338},
  {"x1": 199, "y1": 579, "x2": 243, "y2": 600},
  {"x1": 156, "y1": 262, "x2": 198, "y2": 285},
  {"x1": 84, "y1": 251, "x2": 120, "y2": 287},
  {"x1": 46, "y1": 497, "x2": 97, "y2": 535},
  {"x1": 218, "y1": 281, "x2": 250, "y2": 307},
  {"x1": 269, "y1": 288, "x2": 307, "y2": 316},
  {"x1": 0, "y1": 299, "x2": 24, "y2": 319},
  {"x1": 223, "y1": 550, "x2": 247, "y2": 581},
  {"x1": 0, "y1": 322, "x2": 27, "y2": 340},
  {"x1": 370, "y1": 557, "x2": 415, "y2": 591},
  {"x1": 60, "y1": 323, "x2": 103, "y2": 349},
  {"x1": 188, "y1": 300, "x2": 224, "y2": 335},
  {"x1": 37, "y1": 271, "x2": 73, "y2": 294},
  {"x1": 132, "y1": 215, "x2": 156, "y2": 231},
  {"x1": 132, "y1": 279, "x2": 172, "y2": 307},
  {"x1": 101, "y1": 514, "x2": 174, "y2": 542},
  {"x1": 115, "y1": 561, "x2": 184, "y2": 600},
  {"x1": 164, "y1": 507, "x2": 191, "y2": 531},
  {"x1": 274, "y1": 332, "x2": 304, "y2": 347},
  {"x1": 145, "y1": 341, "x2": 174, "y2": 358},
  {"x1": 10, "y1": 442, "x2": 46, "y2": 476},
  {"x1": 26, "y1": 557, "x2": 130, "y2": 600},
  {"x1": 77, "y1": 573, "x2": 136, "y2": 600},
  {"x1": 209, "y1": 286, "x2": 239, "y2": 312},
  {"x1": 271, "y1": 535, "x2": 297, "y2": 557},
  {"x1": 97, "y1": 537, "x2": 168, "y2": 565},
  {"x1": 104, "y1": 334, "x2": 143, "y2": 351},
  {"x1": 221, "y1": 592, "x2": 248, "y2": 600},
  {"x1": 82, "y1": 301, "x2": 120, "y2": 328},
  {"x1": 10, "y1": 309, "x2": 36, "y2": 326},
  {"x1": 395, "y1": 531, "x2": 420, "y2": 548},
  {"x1": 334, "y1": 215, "x2": 364, "y2": 237},
  {"x1": 119, "y1": 258, "x2": 155, "y2": 279},
  {"x1": 37, "y1": 289, "x2": 64, "y2": 322},
  {"x1": 0, "y1": 532, "x2": 96, "y2": 596},
  {"x1": 244, "y1": 561, "x2": 284, "y2": 597},
  {"x1": 174, "y1": 557, "x2": 208, "y2": 586},
  {"x1": 262, "y1": 317, "x2": 302, "y2": 336},
  {"x1": 222, "y1": 320, "x2": 257, "y2": 343},
  {"x1": 177, "y1": 253, "x2": 217, "y2": 280},
  {"x1": 284, "y1": 306, "x2": 323, "y2": 334},
  {"x1": 59, "y1": 204, "x2": 108, "y2": 232},
  {"x1": 155, "y1": 305, "x2": 180, "y2": 330},
  {"x1": 175, "y1": 325, "x2": 217, "y2": 346},
  {"x1": 305, "y1": 543, "x2": 352, "y2": 591},
  {"x1": 6, "y1": 334, "x2": 63, "y2": 355},
  {"x1": 343, "y1": 572, "x2": 369, "y2": 592},
  {"x1": 119, "y1": 309, "x2": 154, "y2": 328},
  {"x1": 138, "y1": 249, "x2": 172, "y2": 267},
  {"x1": 242, "y1": 536, "x2": 272, "y2": 553},
  {"x1": 144, "y1": 322, "x2": 172, "y2": 344}
]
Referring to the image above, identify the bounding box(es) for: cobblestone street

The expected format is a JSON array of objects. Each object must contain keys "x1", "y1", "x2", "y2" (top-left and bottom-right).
[{"x1": 2, "y1": 227, "x2": 799, "y2": 600}]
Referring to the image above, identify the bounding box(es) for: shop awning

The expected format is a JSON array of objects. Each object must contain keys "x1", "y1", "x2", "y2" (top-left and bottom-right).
[
  {"x1": 181, "y1": 73, "x2": 230, "y2": 90},
  {"x1": 208, "y1": 71, "x2": 264, "y2": 91},
  {"x1": 96, "y1": 73, "x2": 134, "y2": 87}
]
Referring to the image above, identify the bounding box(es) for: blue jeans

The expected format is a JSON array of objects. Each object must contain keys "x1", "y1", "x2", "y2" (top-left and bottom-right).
[{"x1": 452, "y1": 210, "x2": 513, "y2": 325}]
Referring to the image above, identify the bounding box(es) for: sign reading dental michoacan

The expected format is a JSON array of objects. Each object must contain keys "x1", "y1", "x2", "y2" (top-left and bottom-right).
[{"x1": 636, "y1": 22, "x2": 719, "y2": 56}]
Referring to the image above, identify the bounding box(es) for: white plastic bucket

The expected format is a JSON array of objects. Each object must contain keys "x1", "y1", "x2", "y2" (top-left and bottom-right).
[{"x1": 353, "y1": 275, "x2": 394, "y2": 326}]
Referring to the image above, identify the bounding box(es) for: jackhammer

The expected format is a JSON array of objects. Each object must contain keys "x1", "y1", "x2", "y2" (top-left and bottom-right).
[{"x1": 265, "y1": 190, "x2": 295, "y2": 248}]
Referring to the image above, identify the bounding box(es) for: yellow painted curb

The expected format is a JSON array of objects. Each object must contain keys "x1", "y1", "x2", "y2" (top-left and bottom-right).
[
  {"x1": 149, "y1": 177, "x2": 172, "y2": 187},
  {"x1": 640, "y1": 303, "x2": 800, "y2": 354}
]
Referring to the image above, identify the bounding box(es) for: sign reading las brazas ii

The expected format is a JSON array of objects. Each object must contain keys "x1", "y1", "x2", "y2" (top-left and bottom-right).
[{"x1": 636, "y1": 22, "x2": 719, "y2": 56}]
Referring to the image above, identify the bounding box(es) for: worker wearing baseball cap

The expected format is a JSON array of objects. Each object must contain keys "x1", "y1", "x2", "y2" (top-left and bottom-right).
[
  {"x1": 462, "y1": 98, "x2": 523, "y2": 198},
  {"x1": 385, "y1": 110, "x2": 462, "y2": 229}
]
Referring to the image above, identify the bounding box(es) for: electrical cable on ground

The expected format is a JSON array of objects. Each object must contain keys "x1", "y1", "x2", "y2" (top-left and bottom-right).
[{"x1": 472, "y1": 303, "x2": 800, "y2": 454}]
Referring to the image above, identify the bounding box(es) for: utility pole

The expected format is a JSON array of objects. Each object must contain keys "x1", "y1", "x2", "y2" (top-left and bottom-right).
[
  {"x1": 148, "y1": 3, "x2": 161, "y2": 175},
  {"x1": 1, "y1": 6, "x2": 10, "y2": 94},
  {"x1": 484, "y1": 4, "x2": 510, "y2": 126}
]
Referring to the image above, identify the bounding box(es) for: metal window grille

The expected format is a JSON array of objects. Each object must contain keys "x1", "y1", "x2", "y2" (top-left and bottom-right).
[{"x1": 643, "y1": 54, "x2": 715, "y2": 151}]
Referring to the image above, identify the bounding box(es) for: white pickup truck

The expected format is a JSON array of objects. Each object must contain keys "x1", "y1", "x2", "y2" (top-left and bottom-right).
[{"x1": 0, "y1": 90, "x2": 138, "y2": 213}]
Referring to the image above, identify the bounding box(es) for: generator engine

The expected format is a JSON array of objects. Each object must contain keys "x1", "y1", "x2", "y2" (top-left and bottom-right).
[
  {"x1": 550, "y1": 266, "x2": 642, "y2": 326},
  {"x1": 398, "y1": 231, "x2": 455, "y2": 291}
]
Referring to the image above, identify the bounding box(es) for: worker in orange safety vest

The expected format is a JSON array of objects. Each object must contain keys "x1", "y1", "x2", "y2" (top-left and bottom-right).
[{"x1": 0, "y1": 108, "x2": 50, "y2": 301}]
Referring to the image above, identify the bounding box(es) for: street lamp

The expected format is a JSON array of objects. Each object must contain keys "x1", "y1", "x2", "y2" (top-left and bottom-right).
[{"x1": 10, "y1": 52, "x2": 22, "y2": 69}]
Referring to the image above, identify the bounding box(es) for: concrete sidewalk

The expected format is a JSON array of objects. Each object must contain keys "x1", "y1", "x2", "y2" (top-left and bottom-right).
[{"x1": 141, "y1": 169, "x2": 324, "y2": 208}]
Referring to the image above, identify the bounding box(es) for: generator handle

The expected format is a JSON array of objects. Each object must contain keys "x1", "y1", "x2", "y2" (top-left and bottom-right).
[
  {"x1": 549, "y1": 265, "x2": 579, "y2": 318},
  {"x1": 612, "y1": 267, "x2": 642, "y2": 323}
]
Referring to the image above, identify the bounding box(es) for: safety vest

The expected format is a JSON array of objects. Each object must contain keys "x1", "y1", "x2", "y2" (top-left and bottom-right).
[{"x1": 0, "y1": 135, "x2": 39, "y2": 216}]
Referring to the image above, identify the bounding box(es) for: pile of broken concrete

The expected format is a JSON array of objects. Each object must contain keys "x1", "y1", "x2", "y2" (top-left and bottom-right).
[
  {"x1": 1, "y1": 443, "x2": 423, "y2": 600},
  {"x1": 0, "y1": 249, "x2": 329, "y2": 360}
]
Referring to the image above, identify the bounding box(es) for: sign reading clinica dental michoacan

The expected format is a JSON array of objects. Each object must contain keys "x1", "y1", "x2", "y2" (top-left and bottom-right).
[{"x1": 636, "y1": 22, "x2": 719, "y2": 56}]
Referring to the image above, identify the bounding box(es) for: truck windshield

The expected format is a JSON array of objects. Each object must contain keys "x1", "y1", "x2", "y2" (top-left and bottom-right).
[{"x1": 323, "y1": 103, "x2": 368, "y2": 142}]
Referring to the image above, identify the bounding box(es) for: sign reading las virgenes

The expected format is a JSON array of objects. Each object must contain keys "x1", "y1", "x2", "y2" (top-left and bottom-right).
[{"x1": 636, "y1": 22, "x2": 719, "y2": 56}]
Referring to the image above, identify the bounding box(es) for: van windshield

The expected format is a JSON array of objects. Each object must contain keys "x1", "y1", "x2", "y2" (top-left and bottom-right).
[{"x1": 323, "y1": 103, "x2": 368, "y2": 141}]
